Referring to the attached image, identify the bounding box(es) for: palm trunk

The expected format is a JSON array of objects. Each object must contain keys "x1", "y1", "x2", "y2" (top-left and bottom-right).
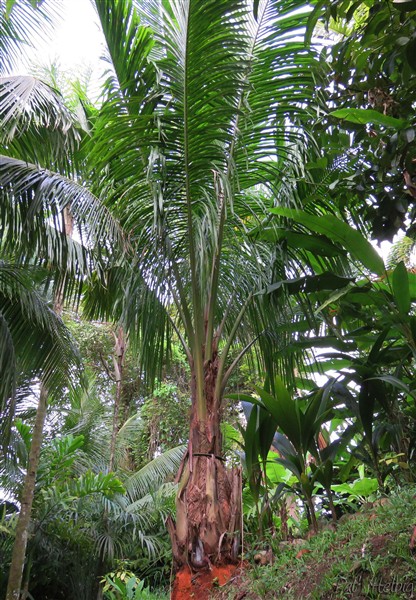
[
  {"x1": 20, "y1": 552, "x2": 32, "y2": 600},
  {"x1": 280, "y1": 501, "x2": 289, "y2": 541},
  {"x1": 6, "y1": 385, "x2": 48, "y2": 600},
  {"x1": 167, "y1": 355, "x2": 241, "y2": 571}
]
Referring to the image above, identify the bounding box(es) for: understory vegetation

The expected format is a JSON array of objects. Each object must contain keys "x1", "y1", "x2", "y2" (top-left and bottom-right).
[
  {"x1": 1, "y1": 0, "x2": 416, "y2": 599},
  {"x1": 214, "y1": 486, "x2": 416, "y2": 600}
]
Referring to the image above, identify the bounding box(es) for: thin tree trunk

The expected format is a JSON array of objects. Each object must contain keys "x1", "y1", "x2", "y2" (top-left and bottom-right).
[
  {"x1": 96, "y1": 327, "x2": 127, "y2": 600},
  {"x1": 109, "y1": 326, "x2": 126, "y2": 472},
  {"x1": 306, "y1": 496, "x2": 318, "y2": 533},
  {"x1": 5, "y1": 386, "x2": 48, "y2": 600},
  {"x1": 167, "y1": 356, "x2": 242, "y2": 571},
  {"x1": 20, "y1": 552, "x2": 32, "y2": 600},
  {"x1": 326, "y1": 487, "x2": 338, "y2": 523},
  {"x1": 280, "y1": 501, "x2": 289, "y2": 541}
]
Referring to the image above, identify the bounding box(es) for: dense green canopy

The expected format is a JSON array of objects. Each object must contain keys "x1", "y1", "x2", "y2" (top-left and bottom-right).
[{"x1": 1, "y1": 1, "x2": 416, "y2": 599}]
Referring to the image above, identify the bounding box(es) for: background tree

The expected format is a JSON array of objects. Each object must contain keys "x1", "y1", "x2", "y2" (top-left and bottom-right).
[{"x1": 307, "y1": 0, "x2": 416, "y2": 242}]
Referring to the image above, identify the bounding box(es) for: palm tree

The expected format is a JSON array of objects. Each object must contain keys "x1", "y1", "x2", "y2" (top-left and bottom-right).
[
  {"x1": 82, "y1": 0, "x2": 327, "y2": 574},
  {"x1": 1, "y1": 0, "x2": 347, "y2": 583}
]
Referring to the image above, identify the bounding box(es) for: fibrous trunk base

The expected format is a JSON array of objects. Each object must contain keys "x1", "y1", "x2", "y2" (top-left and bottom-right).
[{"x1": 167, "y1": 452, "x2": 242, "y2": 575}]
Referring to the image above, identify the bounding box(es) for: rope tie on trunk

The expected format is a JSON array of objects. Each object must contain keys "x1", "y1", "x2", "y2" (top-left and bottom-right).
[{"x1": 192, "y1": 452, "x2": 225, "y2": 461}]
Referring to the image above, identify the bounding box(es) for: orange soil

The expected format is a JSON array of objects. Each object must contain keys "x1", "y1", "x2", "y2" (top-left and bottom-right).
[{"x1": 171, "y1": 563, "x2": 240, "y2": 600}]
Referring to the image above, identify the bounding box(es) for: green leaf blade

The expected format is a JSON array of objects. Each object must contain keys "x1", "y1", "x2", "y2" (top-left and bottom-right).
[
  {"x1": 270, "y1": 208, "x2": 385, "y2": 275},
  {"x1": 392, "y1": 261, "x2": 411, "y2": 316},
  {"x1": 330, "y1": 108, "x2": 406, "y2": 129}
]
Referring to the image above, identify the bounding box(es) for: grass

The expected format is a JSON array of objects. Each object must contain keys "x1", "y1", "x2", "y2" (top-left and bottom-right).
[{"x1": 212, "y1": 486, "x2": 416, "y2": 599}]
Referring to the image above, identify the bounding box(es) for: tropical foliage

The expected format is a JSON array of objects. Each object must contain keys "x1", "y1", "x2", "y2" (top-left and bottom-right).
[{"x1": 1, "y1": 0, "x2": 416, "y2": 599}]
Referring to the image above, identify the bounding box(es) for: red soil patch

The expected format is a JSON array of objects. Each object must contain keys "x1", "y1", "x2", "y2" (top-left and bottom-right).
[{"x1": 171, "y1": 563, "x2": 240, "y2": 600}]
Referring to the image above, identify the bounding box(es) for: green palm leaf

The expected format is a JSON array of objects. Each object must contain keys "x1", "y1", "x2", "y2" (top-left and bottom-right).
[
  {"x1": 125, "y1": 445, "x2": 185, "y2": 502},
  {"x1": 0, "y1": 75, "x2": 77, "y2": 142},
  {"x1": 0, "y1": 1, "x2": 57, "y2": 74},
  {"x1": 0, "y1": 156, "x2": 124, "y2": 267},
  {"x1": 0, "y1": 261, "x2": 81, "y2": 414}
]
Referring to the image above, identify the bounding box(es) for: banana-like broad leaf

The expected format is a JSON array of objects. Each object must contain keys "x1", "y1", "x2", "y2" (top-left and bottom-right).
[
  {"x1": 258, "y1": 411, "x2": 278, "y2": 466},
  {"x1": 330, "y1": 108, "x2": 406, "y2": 129},
  {"x1": 271, "y1": 431, "x2": 297, "y2": 458},
  {"x1": 255, "y1": 377, "x2": 302, "y2": 454},
  {"x1": 367, "y1": 374, "x2": 416, "y2": 400},
  {"x1": 392, "y1": 261, "x2": 411, "y2": 316},
  {"x1": 301, "y1": 383, "x2": 332, "y2": 455},
  {"x1": 358, "y1": 379, "x2": 378, "y2": 449},
  {"x1": 274, "y1": 456, "x2": 302, "y2": 480},
  {"x1": 271, "y1": 207, "x2": 385, "y2": 276},
  {"x1": 332, "y1": 477, "x2": 378, "y2": 499},
  {"x1": 251, "y1": 227, "x2": 345, "y2": 258},
  {"x1": 263, "y1": 272, "x2": 354, "y2": 296},
  {"x1": 244, "y1": 405, "x2": 261, "y2": 493}
]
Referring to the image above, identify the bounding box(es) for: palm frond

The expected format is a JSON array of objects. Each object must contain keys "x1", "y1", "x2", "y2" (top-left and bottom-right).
[
  {"x1": 0, "y1": 261, "x2": 82, "y2": 417},
  {"x1": 0, "y1": 156, "x2": 125, "y2": 270},
  {"x1": 0, "y1": 1, "x2": 58, "y2": 74},
  {"x1": 125, "y1": 445, "x2": 185, "y2": 502},
  {"x1": 81, "y1": 258, "x2": 171, "y2": 387},
  {"x1": 0, "y1": 75, "x2": 82, "y2": 165}
]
